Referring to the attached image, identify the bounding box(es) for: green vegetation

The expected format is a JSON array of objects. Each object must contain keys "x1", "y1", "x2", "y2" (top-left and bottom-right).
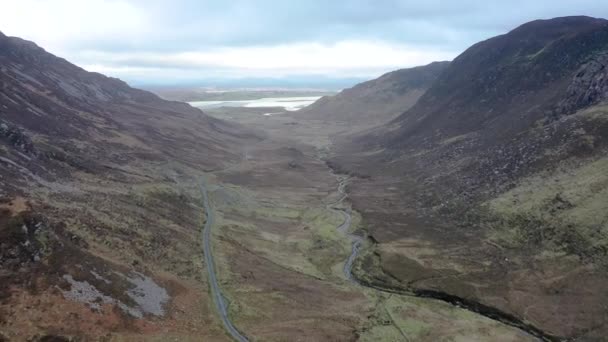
[
  {"x1": 485, "y1": 156, "x2": 608, "y2": 261},
  {"x1": 304, "y1": 207, "x2": 353, "y2": 277},
  {"x1": 580, "y1": 104, "x2": 608, "y2": 121},
  {"x1": 351, "y1": 242, "x2": 405, "y2": 290},
  {"x1": 358, "y1": 293, "x2": 532, "y2": 341},
  {"x1": 210, "y1": 184, "x2": 351, "y2": 280}
]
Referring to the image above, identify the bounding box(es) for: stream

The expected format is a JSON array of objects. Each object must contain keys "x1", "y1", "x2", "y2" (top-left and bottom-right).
[
  {"x1": 327, "y1": 176, "x2": 364, "y2": 282},
  {"x1": 326, "y1": 174, "x2": 561, "y2": 342}
]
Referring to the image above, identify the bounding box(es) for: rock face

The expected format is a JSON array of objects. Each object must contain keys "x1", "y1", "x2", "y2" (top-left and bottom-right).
[
  {"x1": 0, "y1": 31, "x2": 248, "y2": 169},
  {"x1": 331, "y1": 16, "x2": 608, "y2": 339},
  {"x1": 0, "y1": 121, "x2": 35, "y2": 155},
  {"x1": 0, "y1": 30, "x2": 258, "y2": 191},
  {"x1": 358, "y1": 16, "x2": 608, "y2": 149},
  {"x1": 298, "y1": 61, "x2": 449, "y2": 127},
  {"x1": 558, "y1": 52, "x2": 608, "y2": 114}
]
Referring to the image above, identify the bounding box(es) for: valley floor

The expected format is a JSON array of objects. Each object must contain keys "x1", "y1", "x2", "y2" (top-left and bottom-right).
[
  {"x1": 0, "y1": 105, "x2": 544, "y2": 341},
  {"x1": 198, "y1": 106, "x2": 538, "y2": 341}
]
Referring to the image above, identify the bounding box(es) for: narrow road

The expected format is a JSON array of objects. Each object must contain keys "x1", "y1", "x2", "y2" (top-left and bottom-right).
[
  {"x1": 327, "y1": 176, "x2": 363, "y2": 282},
  {"x1": 200, "y1": 181, "x2": 249, "y2": 342}
]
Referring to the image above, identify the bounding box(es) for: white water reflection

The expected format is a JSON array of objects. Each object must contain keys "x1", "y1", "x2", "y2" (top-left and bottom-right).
[{"x1": 189, "y1": 96, "x2": 321, "y2": 111}]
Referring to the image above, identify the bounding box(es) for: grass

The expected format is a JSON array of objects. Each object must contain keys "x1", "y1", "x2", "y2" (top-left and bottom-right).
[
  {"x1": 305, "y1": 207, "x2": 353, "y2": 277},
  {"x1": 210, "y1": 184, "x2": 351, "y2": 281},
  {"x1": 351, "y1": 241, "x2": 405, "y2": 290},
  {"x1": 580, "y1": 104, "x2": 608, "y2": 121},
  {"x1": 357, "y1": 293, "x2": 534, "y2": 341},
  {"x1": 359, "y1": 325, "x2": 406, "y2": 341},
  {"x1": 210, "y1": 179, "x2": 360, "y2": 281},
  {"x1": 485, "y1": 155, "x2": 608, "y2": 260},
  {"x1": 301, "y1": 207, "x2": 344, "y2": 240}
]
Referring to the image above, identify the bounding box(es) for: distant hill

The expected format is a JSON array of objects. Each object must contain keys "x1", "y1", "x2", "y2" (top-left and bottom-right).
[
  {"x1": 148, "y1": 88, "x2": 336, "y2": 102},
  {"x1": 331, "y1": 16, "x2": 608, "y2": 340},
  {"x1": 298, "y1": 61, "x2": 449, "y2": 126}
]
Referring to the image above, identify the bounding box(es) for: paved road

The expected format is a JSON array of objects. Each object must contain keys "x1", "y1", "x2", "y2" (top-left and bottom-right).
[
  {"x1": 200, "y1": 181, "x2": 249, "y2": 342},
  {"x1": 200, "y1": 174, "x2": 357, "y2": 340}
]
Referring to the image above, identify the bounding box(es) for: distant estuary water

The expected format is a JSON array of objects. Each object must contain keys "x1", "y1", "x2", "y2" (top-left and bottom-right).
[{"x1": 189, "y1": 96, "x2": 321, "y2": 111}]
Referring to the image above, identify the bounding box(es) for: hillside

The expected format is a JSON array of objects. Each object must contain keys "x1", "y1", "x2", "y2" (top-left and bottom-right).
[
  {"x1": 330, "y1": 16, "x2": 608, "y2": 340},
  {"x1": 0, "y1": 31, "x2": 258, "y2": 340},
  {"x1": 297, "y1": 61, "x2": 449, "y2": 126}
]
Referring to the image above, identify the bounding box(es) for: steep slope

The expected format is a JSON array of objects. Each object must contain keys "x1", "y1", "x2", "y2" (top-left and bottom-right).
[
  {"x1": 297, "y1": 61, "x2": 449, "y2": 126},
  {"x1": 359, "y1": 16, "x2": 608, "y2": 148},
  {"x1": 331, "y1": 16, "x2": 608, "y2": 339},
  {"x1": 0, "y1": 32, "x2": 258, "y2": 340}
]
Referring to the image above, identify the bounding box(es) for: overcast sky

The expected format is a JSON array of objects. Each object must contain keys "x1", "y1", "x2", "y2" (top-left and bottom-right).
[{"x1": 1, "y1": 0, "x2": 607, "y2": 88}]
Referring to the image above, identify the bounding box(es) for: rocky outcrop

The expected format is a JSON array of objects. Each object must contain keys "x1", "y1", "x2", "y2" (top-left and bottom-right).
[
  {"x1": 0, "y1": 121, "x2": 35, "y2": 155},
  {"x1": 558, "y1": 52, "x2": 608, "y2": 114},
  {"x1": 0, "y1": 212, "x2": 45, "y2": 273}
]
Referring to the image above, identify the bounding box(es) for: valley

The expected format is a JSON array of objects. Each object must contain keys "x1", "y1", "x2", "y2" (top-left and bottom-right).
[
  {"x1": 193, "y1": 17, "x2": 608, "y2": 340},
  {"x1": 195, "y1": 105, "x2": 540, "y2": 341},
  {"x1": 1, "y1": 14, "x2": 608, "y2": 342}
]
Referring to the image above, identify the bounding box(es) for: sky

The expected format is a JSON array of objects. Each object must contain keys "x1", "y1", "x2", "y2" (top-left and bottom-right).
[{"x1": 0, "y1": 0, "x2": 607, "y2": 88}]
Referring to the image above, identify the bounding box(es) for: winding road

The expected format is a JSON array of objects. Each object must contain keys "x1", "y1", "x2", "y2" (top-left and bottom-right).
[
  {"x1": 200, "y1": 170, "x2": 553, "y2": 341},
  {"x1": 200, "y1": 180, "x2": 249, "y2": 342},
  {"x1": 200, "y1": 173, "x2": 359, "y2": 341}
]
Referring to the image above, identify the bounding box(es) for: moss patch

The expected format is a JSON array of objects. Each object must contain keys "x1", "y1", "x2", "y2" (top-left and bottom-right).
[{"x1": 485, "y1": 156, "x2": 608, "y2": 260}]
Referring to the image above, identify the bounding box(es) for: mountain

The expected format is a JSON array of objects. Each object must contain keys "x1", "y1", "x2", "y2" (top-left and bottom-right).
[
  {"x1": 0, "y1": 31, "x2": 257, "y2": 340},
  {"x1": 359, "y1": 16, "x2": 608, "y2": 148},
  {"x1": 298, "y1": 61, "x2": 449, "y2": 126},
  {"x1": 330, "y1": 16, "x2": 608, "y2": 339}
]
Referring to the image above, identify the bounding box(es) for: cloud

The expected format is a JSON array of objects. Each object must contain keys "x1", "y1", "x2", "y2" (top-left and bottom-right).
[
  {"x1": 0, "y1": 0, "x2": 148, "y2": 52},
  {"x1": 78, "y1": 40, "x2": 455, "y2": 78},
  {"x1": 1, "y1": 0, "x2": 607, "y2": 86}
]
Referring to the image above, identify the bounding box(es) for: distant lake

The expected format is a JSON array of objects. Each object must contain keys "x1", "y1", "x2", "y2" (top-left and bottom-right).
[{"x1": 189, "y1": 96, "x2": 321, "y2": 111}]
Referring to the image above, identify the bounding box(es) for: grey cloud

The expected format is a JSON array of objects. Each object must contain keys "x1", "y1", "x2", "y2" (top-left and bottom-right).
[
  {"x1": 59, "y1": 0, "x2": 608, "y2": 54},
  {"x1": 16, "y1": 0, "x2": 606, "y2": 85}
]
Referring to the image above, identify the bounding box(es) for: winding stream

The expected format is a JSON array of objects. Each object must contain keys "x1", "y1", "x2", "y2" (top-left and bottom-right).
[
  {"x1": 327, "y1": 176, "x2": 364, "y2": 282},
  {"x1": 200, "y1": 163, "x2": 558, "y2": 342},
  {"x1": 326, "y1": 174, "x2": 561, "y2": 342}
]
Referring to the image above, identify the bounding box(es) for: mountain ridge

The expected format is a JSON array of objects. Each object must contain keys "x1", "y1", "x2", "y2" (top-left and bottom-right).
[
  {"x1": 328, "y1": 15, "x2": 608, "y2": 339},
  {"x1": 370, "y1": 16, "x2": 608, "y2": 148},
  {"x1": 0, "y1": 31, "x2": 258, "y2": 340},
  {"x1": 297, "y1": 61, "x2": 449, "y2": 127}
]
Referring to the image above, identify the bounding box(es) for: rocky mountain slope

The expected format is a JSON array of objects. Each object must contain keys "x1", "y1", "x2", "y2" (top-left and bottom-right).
[
  {"x1": 330, "y1": 16, "x2": 608, "y2": 340},
  {"x1": 297, "y1": 61, "x2": 449, "y2": 127},
  {"x1": 0, "y1": 31, "x2": 258, "y2": 340}
]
